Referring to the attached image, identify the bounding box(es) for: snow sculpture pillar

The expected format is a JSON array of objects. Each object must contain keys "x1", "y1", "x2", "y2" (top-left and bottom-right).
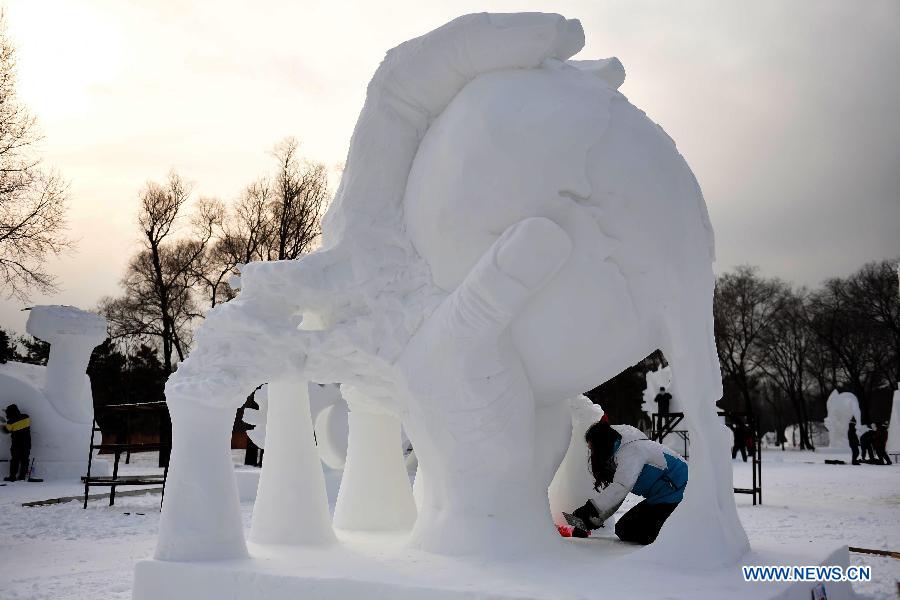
[
  {"x1": 26, "y1": 305, "x2": 107, "y2": 424},
  {"x1": 250, "y1": 377, "x2": 335, "y2": 545},
  {"x1": 333, "y1": 386, "x2": 416, "y2": 531},
  {"x1": 156, "y1": 398, "x2": 247, "y2": 561}
]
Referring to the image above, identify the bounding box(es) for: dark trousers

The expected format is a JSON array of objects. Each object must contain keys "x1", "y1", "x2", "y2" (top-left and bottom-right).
[
  {"x1": 732, "y1": 443, "x2": 747, "y2": 462},
  {"x1": 874, "y1": 447, "x2": 892, "y2": 465},
  {"x1": 851, "y1": 444, "x2": 860, "y2": 465},
  {"x1": 9, "y1": 443, "x2": 30, "y2": 480},
  {"x1": 614, "y1": 501, "x2": 678, "y2": 545},
  {"x1": 861, "y1": 441, "x2": 875, "y2": 461}
]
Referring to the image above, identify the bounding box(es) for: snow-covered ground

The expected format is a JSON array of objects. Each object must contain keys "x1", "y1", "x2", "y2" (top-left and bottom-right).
[{"x1": 0, "y1": 449, "x2": 897, "y2": 599}]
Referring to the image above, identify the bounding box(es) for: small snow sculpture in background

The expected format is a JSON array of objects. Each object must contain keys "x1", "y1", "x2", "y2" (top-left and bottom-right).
[
  {"x1": 887, "y1": 385, "x2": 900, "y2": 454},
  {"x1": 26, "y1": 305, "x2": 107, "y2": 424},
  {"x1": 0, "y1": 305, "x2": 107, "y2": 479},
  {"x1": 823, "y1": 390, "x2": 861, "y2": 449},
  {"x1": 643, "y1": 366, "x2": 676, "y2": 413}
]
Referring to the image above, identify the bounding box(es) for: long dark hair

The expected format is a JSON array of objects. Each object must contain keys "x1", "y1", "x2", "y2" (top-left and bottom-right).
[{"x1": 585, "y1": 420, "x2": 621, "y2": 492}]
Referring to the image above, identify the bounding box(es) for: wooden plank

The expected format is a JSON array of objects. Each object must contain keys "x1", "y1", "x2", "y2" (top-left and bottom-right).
[
  {"x1": 848, "y1": 546, "x2": 900, "y2": 559},
  {"x1": 23, "y1": 487, "x2": 163, "y2": 507}
]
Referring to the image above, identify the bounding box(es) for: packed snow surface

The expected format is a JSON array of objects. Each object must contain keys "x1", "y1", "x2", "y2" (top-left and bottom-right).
[{"x1": 0, "y1": 450, "x2": 897, "y2": 599}]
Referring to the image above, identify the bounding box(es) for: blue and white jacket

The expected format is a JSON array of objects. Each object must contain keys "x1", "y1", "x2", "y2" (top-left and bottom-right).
[{"x1": 589, "y1": 425, "x2": 688, "y2": 522}]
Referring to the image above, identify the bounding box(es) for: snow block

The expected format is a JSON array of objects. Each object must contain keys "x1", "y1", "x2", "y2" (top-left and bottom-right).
[{"x1": 132, "y1": 537, "x2": 855, "y2": 600}]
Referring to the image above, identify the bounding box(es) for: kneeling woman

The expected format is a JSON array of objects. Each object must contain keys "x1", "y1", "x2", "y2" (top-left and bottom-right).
[{"x1": 572, "y1": 420, "x2": 687, "y2": 544}]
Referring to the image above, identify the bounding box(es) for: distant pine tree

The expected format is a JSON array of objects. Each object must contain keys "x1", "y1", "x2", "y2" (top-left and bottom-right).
[
  {"x1": 0, "y1": 327, "x2": 15, "y2": 363},
  {"x1": 17, "y1": 334, "x2": 49, "y2": 365}
]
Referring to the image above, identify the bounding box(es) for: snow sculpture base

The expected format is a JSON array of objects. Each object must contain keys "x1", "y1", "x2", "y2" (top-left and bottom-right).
[{"x1": 133, "y1": 535, "x2": 853, "y2": 600}]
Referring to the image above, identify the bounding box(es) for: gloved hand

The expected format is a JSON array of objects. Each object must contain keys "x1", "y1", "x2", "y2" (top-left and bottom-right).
[{"x1": 572, "y1": 500, "x2": 603, "y2": 529}]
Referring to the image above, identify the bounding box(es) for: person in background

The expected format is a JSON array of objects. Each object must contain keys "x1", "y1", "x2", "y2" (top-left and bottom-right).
[
  {"x1": 848, "y1": 418, "x2": 860, "y2": 465},
  {"x1": 653, "y1": 387, "x2": 672, "y2": 415},
  {"x1": 873, "y1": 422, "x2": 892, "y2": 465},
  {"x1": 859, "y1": 424, "x2": 876, "y2": 463},
  {"x1": 569, "y1": 420, "x2": 688, "y2": 545},
  {"x1": 653, "y1": 386, "x2": 672, "y2": 435},
  {"x1": 729, "y1": 418, "x2": 748, "y2": 462},
  {"x1": 1, "y1": 404, "x2": 32, "y2": 481}
]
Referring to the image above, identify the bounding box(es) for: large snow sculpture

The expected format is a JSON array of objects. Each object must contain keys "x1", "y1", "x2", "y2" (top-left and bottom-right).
[
  {"x1": 402, "y1": 54, "x2": 744, "y2": 563},
  {"x1": 152, "y1": 11, "x2": 746, "y2": 570},
  {"x1": 823, "y1": 390, "x2": 861, "y2": 449},
  {"x1": 0, "y1": 305, "x2": 107, "y2": 478}
]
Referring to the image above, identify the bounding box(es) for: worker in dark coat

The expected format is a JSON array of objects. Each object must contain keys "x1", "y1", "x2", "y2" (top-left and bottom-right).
[
  {"x1": 2, "y1": 404, "x2": 32, "y2": 481},
  {"x1": 873, "y1": 423, "x2": 892, "y2": 465},
  {"x1": 729, "y1": 419, "x2": 748, "y2": 462},
  {"x1": 652, "y1": 386, "x2": 673, "y2": 435},
  {"x1": 848, "y1": 418, "x2": 860, "y2": 465},
  {"x1": 653, "y1": 387, "x2": 672, "y2": 415}
]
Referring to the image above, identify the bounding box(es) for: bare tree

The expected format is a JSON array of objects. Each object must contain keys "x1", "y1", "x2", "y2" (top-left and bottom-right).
[
  {"x1": 841, "y1": 259, "x2": 900, "y2": 387},
  {"x1": 0, "y1": 12, "x2": 71, "y2": 298},
  {"x1": 102, "y1": 173, "x2": 213, "y2": 373},
  {"x1": 266, "y1": 137, "x2": 328, "y2": 260},
  {"x1": 755, "y1": 289, "x2": 816, "y2": 449},
  {"x1": 714, "y1": 265, "x2": 790, "y2": 416},
  {"x1": 190, "y1": 140, "x2": 329, "y2": 308},
  {"x1": 187, "y1": 197, "x2": 234, "y2": 308},
  {"x1": 806, "y1": 264, "x2": 896, "y2": 422}
]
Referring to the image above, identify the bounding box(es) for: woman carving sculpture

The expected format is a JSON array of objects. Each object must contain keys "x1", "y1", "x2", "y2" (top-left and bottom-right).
[
  {"x1": 155, "y1": 12, "x2": 748, "y2": 567},
  {"x1": 567, "y1": 420, "x2": 688, "y2": 545}
]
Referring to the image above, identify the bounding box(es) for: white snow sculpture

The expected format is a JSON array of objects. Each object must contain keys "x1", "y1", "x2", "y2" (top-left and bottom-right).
[
  {"x1": 154, "y1": 11, "x2": 746, "y2": 569},
  {"x1": 887, "y1": 385, "x2": 900, "y2": 454},
  {"x1": 643, "y1": 365, "x2": 679, "y2": 413},
  {"x1": 548, "y1": 396, "x2": 615, "y2": 529},
  {"x1": 402, "y1": 52, "x2": 744, "y2": 564},
  {"x1": 823, "y1": 390, "x2": 861, "y2": 449},
  {"x1": 0, "y1": 305, "x2": 108, "y2": 478}
]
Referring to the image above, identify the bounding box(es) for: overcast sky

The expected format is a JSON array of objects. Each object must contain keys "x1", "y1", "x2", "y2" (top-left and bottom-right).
[{"x1": 2, "y1": 0, "x2": 898, "y2": 333}]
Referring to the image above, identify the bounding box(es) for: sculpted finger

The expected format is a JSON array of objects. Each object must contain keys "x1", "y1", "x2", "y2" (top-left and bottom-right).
[
  {"x1": 384, "y1": 13, "x2": 584, "y2": 119},
  {"x1": 449, "y1": 217, "x2": 571, "y2": 339}
]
